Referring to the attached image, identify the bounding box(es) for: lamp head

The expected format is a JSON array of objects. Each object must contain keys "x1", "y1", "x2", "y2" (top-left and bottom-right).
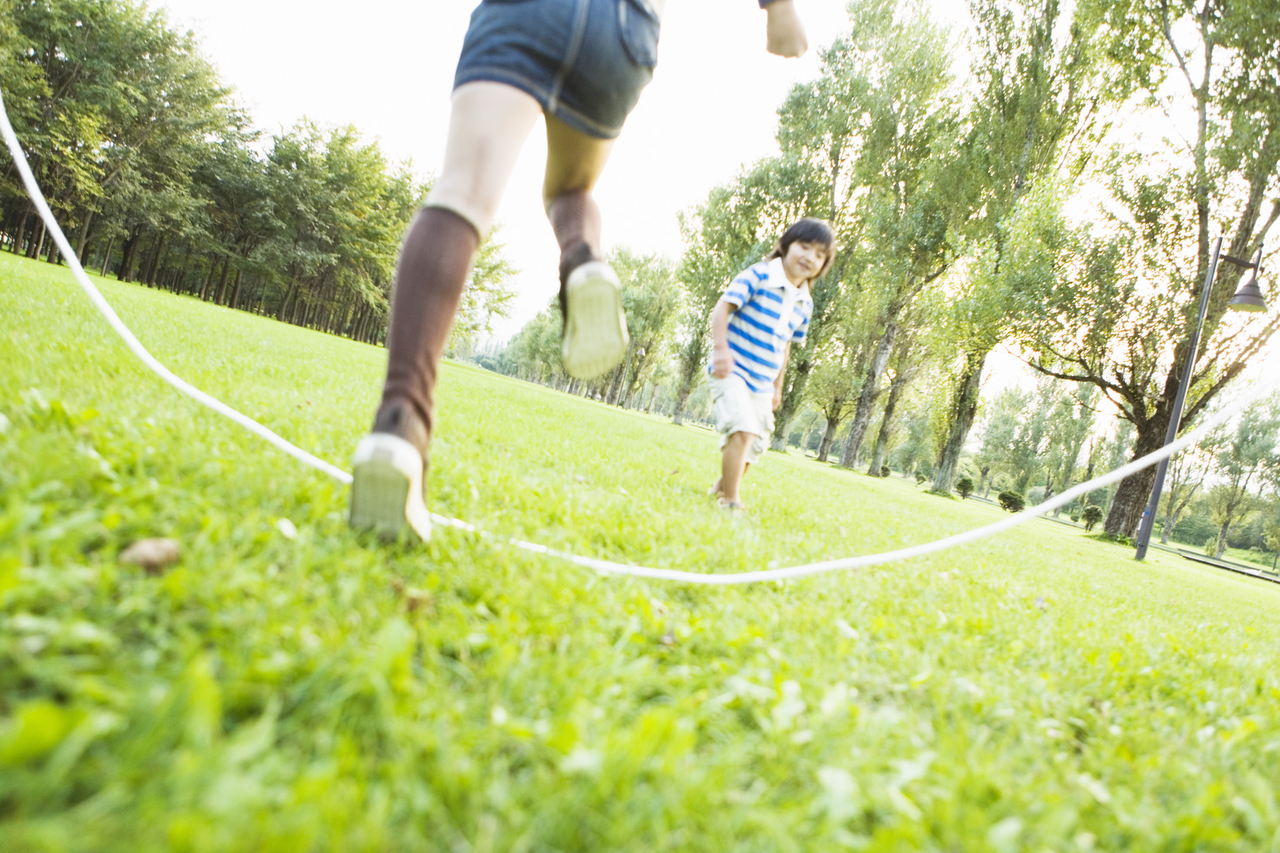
[{"x1": 1227, "y1": 255, "x2": 1268, "y2": 313}]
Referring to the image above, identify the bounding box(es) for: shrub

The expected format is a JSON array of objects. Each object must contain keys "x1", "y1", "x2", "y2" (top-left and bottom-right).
[
  {"x1": 915, "y1": 472, "x2": 927, "y2": 485},
  {"x1": 881, "y1": 466, "x2": 891, "y2": 478},
  {"x1": 997, "y1": 490, "x2": 1026, "y2": 513},
  {"x1": 1081, "y1": 504, "x2": 1103, "y2": 532},
  {"x1": 955, "y1": 476, "x2": 974, "y2": 499}
]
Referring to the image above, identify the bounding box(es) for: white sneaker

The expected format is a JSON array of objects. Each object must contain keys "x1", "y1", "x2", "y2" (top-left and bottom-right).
[
  {"x1": 349, "y1": 433, "x2": 431, "y2": 541},
  {"x1": 562, "y1": 261, "x2": 629, "y2": 380}
]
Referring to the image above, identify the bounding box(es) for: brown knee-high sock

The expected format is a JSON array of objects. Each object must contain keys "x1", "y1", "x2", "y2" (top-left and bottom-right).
[
  {"x1": 547, "y1": 190, "x2": 603, "y2": 317},
  {"x1": 378, "y1": 206, "x2": 479, "y2": 443}
]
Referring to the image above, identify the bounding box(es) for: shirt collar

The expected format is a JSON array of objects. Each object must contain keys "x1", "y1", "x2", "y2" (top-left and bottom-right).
[{"x1": 766, "y1": 256, "x2": 810, "y2": 299}]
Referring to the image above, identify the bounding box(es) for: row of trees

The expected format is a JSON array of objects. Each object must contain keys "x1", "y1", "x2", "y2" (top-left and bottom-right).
[
  {"x1": 0, "y1": 0, "x2": 515, "y2": 347},
  {"x1": 489, "y1": 0, "x2": 1278, "y2": 542},
  {"x1": 1152, "y1": 396, "x2": 1280, "y2": 560}
]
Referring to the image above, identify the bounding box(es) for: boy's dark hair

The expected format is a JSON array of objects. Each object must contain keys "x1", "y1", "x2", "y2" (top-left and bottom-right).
[{"x1": 768, "y1": 217, "x2": 837, "y2": 280}]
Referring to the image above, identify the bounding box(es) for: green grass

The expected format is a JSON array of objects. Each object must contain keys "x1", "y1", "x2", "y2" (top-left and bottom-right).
[{"x1": 3, "y1": 250, "x2": 1280, "y2": 852}]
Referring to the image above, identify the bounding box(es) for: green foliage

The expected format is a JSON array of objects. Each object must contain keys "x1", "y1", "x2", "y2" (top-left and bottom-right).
[
  {"x1": 5, "y1": 257, "x2": 1280, "y2": 849},
  {"x1": 954, "y1": 476, "x2": 973, "y2": 499},
  {"x1": 997, "y1": 490, "x2": 1026, "y2": 513},
  {"x1": 1082, "y1": 504, "x2": 1104, "y2": 532},
  {"x1": 1022, "y1": 0, "x2": 1280, "y2": 537},
  {"x1": 0, "y1": 0, "x2": 505, "y2": 349}
]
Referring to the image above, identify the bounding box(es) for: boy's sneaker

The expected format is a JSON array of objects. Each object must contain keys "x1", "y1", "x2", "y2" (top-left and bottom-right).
[
  {"x1": 349, "y1": 399, "x2": 431, "y2": 541},
  {"x1": 561, "y1": 261, "x2": 629, "y2": 379}
]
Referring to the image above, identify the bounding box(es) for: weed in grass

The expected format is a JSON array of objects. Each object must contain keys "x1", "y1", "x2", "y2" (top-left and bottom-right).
[{"x1": 3, "y1": 251, "x2": 1280, "y2": 850}]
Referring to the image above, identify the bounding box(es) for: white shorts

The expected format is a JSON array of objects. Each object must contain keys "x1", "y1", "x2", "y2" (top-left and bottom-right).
[{"x1": 711, "y1": 374, "x2": 775, "y2": 465}]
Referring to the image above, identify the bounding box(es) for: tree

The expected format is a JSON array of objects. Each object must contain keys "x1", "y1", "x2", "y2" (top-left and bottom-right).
[
  {"x1": 1041, "y1": 383, "x2": 1098, "y2": 513},
  {"x1": 863, "y1": 314, "x2": 935, "y2": 478},
  {"x1": 0, "y1": 0, "x2": 428, "y2": 347},
  {"x1": 1158, "y1": 430, "x2": 1216, "y2": 544},
  {"x1": 998, "y1": 490, "x2": 1027, "y2": 512},
  {"x1": 603, "y1": 248, "x2": 678, "y2": 407},
  {"x1": 1044, "y1": 0, "x2": 1280, "y2": 537},
  {"x1": 930, "y1": 0, "x2": 1102, "y2": 492},
  {"x1": 450, "y1": 223, "x2": 517, "y2": 353},
  {"x1": 820, "y1": 1, "x2": 958, "y2": 470},
  {"x1": 3, "y1": 0, "x2": 229, "y2": 276},
  {"x1": 1206, "y1": 399, "x2": 1280, "y2": 558}
]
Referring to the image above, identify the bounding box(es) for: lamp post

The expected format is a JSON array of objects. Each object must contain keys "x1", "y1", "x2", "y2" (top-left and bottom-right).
[{"x1": 1133, "y1": 236, "x2": 1268, "y2": 561}]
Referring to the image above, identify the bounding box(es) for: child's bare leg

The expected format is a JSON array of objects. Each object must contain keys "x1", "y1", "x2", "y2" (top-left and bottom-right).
[
  {"x1": 720, "y1": 432, "x2": 755, "y2": 505},
  {"x1": 543, "y1": 114, "x2": 614, "y2": 282},
  {"x1": 708, "y1": 462, "x2": 751, "y2": 498},
  {"x1": 542, "y1": 114, "x2": 628, "y2": 378},
  {"x1": 379, "y1": 82, "x2": 541, "y2": 437},
  {"x1": 354, "y1": 82, "x2": 540, "y2": 540}
]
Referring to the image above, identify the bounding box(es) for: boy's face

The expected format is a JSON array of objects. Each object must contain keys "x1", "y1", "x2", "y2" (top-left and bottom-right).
[{"x1": 780, "y1": 239, "x2": 828, "y2": 285}]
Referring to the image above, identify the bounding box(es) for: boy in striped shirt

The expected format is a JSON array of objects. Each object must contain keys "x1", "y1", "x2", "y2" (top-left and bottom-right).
[{"x1": 707, "y1": 218, "x2": 835, "y2": 509}]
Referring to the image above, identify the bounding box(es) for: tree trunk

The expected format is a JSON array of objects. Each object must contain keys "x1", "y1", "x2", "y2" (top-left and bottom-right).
[
  {"x1": 606, "y1": 355, "x2": 626, "y2": 405},
  {"x1": 840, "y1": 320, "x2": 898, "y2": 469},
  {"x1": 801, "y1": 421, "x2": 821, "y2": 456},
  {"x1": 866, "y1": 370, "x2": 908, "y2": 477},
  {"x1": 770, "y1": 350, "x2": 814, "y2": 451},
  {"x1": 214, "y1": 257, "x2": 233, "y2": 304},
  {"x1": 228, "y1": 269, "x2": 244, "y2": 310},
  {"x1": 1215, "y1": 522, "x2": 1230, "y2": 559},
  {"x1": 277, "y1": 281, "x2": 298, "y2": 321},
  {"x1": 354, "y1": 304, "x2": 369, "y2": 341},
  {"x1": 119, "y1": 226, "x2": 147, "y2": 282},
  {"x1": 932, "y1": 353, "x2": 986, "y2": 492},
  {"x1": 13, "y1": 206, "x2": 32, "y2": 255},
  {"x1": 199, "y1": 257, "x2": 218, "y2": 301},
  {"x1": 817, "y1": 413, "x2": 843, "y2": 463},
  {"x1": 147, "y1": 236, "x2": 169, "y2": 287},
  {"x1": 75, "y1": 209, "x2": 95, "y2": 263},
  {"x1": 139, "y1": 235, "x2": 159, "y2": 285},
  {"x1": 98, "y1": 235, "x2": 114, "y2": 277},
  {"x1": 31, "y1": 217, "x2": 46, "y2": 259},
  {"x1": 1102, "y1": 423, "x2": 1167, "y2": 539},
  {"x1": 671, "y1": 336, "x2": 710, "y2": 426}
]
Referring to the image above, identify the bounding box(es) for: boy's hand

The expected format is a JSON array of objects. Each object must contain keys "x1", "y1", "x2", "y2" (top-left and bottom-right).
[
  {"x1": 772, "y1": 387, "x2": 783, "y2": 411},
  {"x1": 712, "y1": 346, "x2": 734, "y2": 379},
  {"x1": 765, "y1": 0, "x2": 808, "y2": 58}
]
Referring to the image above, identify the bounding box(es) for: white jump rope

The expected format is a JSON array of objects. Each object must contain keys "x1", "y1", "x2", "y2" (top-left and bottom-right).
[{"x1": 4, "y1": 89, "x2": 1277, "y2": 585}]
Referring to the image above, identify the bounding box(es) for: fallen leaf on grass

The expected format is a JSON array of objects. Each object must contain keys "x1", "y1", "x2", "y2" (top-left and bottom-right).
[
  {"x1": 119, "y1": 538, "x2": 180, "y2": 575},
  {"x1": 389, "y1": 576, "x2": 434, "y2": 614}
]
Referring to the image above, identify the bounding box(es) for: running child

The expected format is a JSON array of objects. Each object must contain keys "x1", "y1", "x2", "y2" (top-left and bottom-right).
[
  {"x1": 707, "y1": 217, "x2": 835, "y2": 509},
  {"x1": 350, "y1": 0, "x2": 813, "y2": 540}
]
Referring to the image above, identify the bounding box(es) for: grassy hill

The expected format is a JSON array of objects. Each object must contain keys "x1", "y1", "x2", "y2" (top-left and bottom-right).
[{"x1": 2, "y1": 250, "x2": 1279, "y2": 851}]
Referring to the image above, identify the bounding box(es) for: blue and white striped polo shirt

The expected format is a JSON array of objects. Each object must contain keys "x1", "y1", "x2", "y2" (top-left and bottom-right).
[{"x1": 708, "y1": 257, "x2": 813, "y2": 393}]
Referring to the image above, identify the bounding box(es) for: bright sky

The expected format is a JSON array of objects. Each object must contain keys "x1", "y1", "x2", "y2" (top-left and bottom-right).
[{"x1": 158, "y1": 0, "x2": 975, "y2": 340}]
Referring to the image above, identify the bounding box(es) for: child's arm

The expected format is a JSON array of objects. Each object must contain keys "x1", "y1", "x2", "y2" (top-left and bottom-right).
[
  {"x1": 772, "y1": 343, "x2": 791, "y2": 410},
  {"x1": 710, "y1": 301, "x2": 737, "y2": 379},
  {"x1": 763, "y1": 0, "x2": 808, "y2": 58}
]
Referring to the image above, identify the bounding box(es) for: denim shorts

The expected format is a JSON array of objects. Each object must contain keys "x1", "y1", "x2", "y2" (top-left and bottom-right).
[{"x1": 454, "y1": 0, "x2": 661, "y2": 139}]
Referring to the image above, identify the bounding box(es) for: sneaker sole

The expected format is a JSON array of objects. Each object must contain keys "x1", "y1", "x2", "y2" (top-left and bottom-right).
[
  {"x1": 349, "y1": 433, "x2": 431, "y2": 542},
  {"x1": 562, "y1": 262, "x2": 629, "y2": 380}
]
